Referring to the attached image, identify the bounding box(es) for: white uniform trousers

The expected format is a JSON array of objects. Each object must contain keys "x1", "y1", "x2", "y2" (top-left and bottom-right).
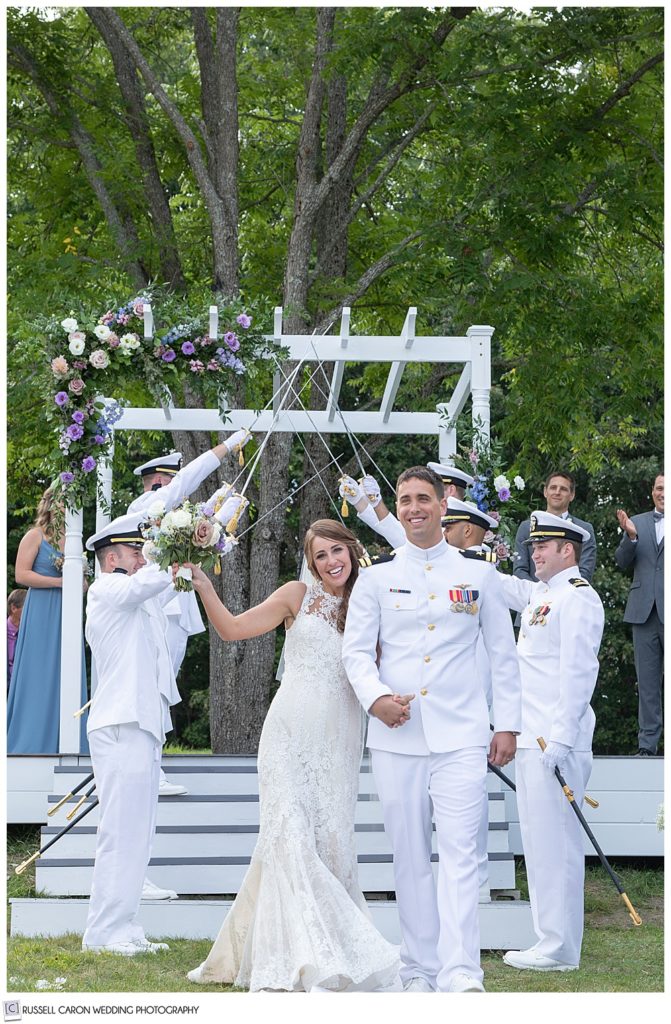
[
  {"x1": 372, "y1": 747, "x2": 487, "y2": 990},
  {"x1": 516, "y1": 748, "x2": 592, "y2": 966},
  {"x1": 477, "y1": 789, "x2": 489, "y2": 891},
  {"x1": 83, "y1": 723, "x2": 161, "y2": 947}
]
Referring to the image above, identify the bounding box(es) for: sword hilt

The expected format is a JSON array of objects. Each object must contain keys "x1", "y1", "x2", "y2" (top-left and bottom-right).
[
  {"x1": 48, "y1": 792, "x2": 73, "y2": 817},
  {"x1": 620, "y1": 892, "x2": 643, "y2": 926},
  {"x1": 15, "y1": 850, "x2": 40, "y2": 875},
  {"x1": 66, "y1": 794, "x2": 88, "y2": 821}
]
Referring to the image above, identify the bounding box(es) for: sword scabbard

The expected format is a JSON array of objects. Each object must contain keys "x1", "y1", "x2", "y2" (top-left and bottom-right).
[
  {"x1": 620, "y1": 892, "x2": 643, "y2": 926},
  {"x1": 15, "y1": 850, "x2": 40, "y2": 875}
]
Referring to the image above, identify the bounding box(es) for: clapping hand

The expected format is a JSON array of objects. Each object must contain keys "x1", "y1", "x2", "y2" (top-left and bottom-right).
[{"x1": 616, "y1": 508, "x2": 637, "y2": 540}]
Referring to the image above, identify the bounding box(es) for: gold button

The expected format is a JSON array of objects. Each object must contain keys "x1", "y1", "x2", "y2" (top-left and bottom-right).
[
  {"x1": 425, "y1": 565, "x2": 432, "y2": 571},
  {"x1": 395, "y1": 603, "x2": 400, "y2": 608},
  {"x1": 420, "y1": 688, "x2": 428, "y2": 696},
  {"x1": 424, "y1": 655, "x2": 431, "y2": 663},
  {"x1": 428, "y1": 624, "x2": 435, "y2": 630},
  {"x1": 429, "y1": 593, "x2": 436, "y2": 600}
]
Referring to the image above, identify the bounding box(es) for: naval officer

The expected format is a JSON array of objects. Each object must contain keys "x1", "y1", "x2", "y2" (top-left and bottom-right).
[
  {"x1": 82, "y1": 513, "x2": 178, "y2": 955},
  {"x1": 342, "y1": 467, "x2": 521, "y2": 993},
  {"x1": 498, "y1": 511, "x2": 604, "y2": 972},
  {"x1": 339, "y1": 462, "x2": 475, "y2": 549},
  {"x1": 128, "y1": 431, "x2": 249, "y2": 799}
]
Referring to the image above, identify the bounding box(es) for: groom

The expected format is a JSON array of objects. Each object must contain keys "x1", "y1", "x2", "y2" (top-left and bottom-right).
[{"x1": 342, "y1": 466, "x2": 521, "y2": 993}]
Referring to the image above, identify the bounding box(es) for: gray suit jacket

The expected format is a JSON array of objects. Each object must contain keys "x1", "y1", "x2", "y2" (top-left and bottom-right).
[
  {"x1": 614, "y1": 511, "x2": 664, "y2": 624},
  {"x1": 513, "y1": 514, "x2": 597, "y2": 583}
]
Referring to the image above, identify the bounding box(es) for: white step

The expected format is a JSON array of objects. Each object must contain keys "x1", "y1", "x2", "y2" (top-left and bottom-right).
[
  {"x1": 35, "y1": 852, "x2": 517, "y2": 897},
  {"x1": 10, "y1": 897, "x2": 536, "y2": 951}
]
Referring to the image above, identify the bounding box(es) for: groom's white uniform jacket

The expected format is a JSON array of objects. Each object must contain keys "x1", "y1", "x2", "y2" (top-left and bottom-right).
[
  {"x1": 85, "y1": 564, "x2": 179, "y2": 743},
  {"x1": 127, "y1": 449, "x2": 221, "y2": 638},
  {"x1": 342, "y1": 538, "x2": 521, "y2": 753}
]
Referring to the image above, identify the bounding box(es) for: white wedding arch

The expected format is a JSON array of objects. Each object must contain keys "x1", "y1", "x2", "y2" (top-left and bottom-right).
[{"x1": 58, "y1": 306, "x2": 493, "y2": 751}]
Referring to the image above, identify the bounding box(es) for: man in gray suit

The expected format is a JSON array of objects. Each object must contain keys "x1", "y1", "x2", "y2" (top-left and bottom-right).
[
  {"x1": 513, "y1": 471, "x2": 597, "y2": 583},
  {"x1": 615, "y1": 473, "x2": 664, "y2": 756}
]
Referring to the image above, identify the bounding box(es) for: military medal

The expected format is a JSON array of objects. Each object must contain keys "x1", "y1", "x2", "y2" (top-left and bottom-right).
[
  {"x1": 529, "y1": 603, "x2": 551, "y2": 625},
  {"x1": 449, "y1": 586, "x2": 479, "y2": 614}
]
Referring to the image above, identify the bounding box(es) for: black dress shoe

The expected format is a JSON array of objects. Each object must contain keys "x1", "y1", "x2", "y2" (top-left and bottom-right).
[{"x1": 637, "y1": 748, "x2": 655, "y2": 756}]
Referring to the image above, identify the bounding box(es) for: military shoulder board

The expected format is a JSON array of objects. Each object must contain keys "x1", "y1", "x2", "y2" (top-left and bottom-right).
[
  {"x1": 569, "y1": 577, "x2": 589, "y2": 588},
  {"x1": 359, "y1": 552, "x2": 396, "y2": 568},
  {"x1": 459, "y1": 548, "x2": 498, "y2": 564}
]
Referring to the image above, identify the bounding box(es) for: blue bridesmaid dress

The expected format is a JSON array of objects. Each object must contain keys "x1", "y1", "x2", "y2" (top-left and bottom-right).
[{"x1": 7, "y1": 538, "x2": 89, "y2": 753}]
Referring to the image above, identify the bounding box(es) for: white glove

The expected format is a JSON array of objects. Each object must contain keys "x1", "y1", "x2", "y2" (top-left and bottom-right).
[
  {"x1": 361, "y1": 474, "x2": 382, "y2": 508},
  {"x1": 224, "y1": 428, "x2": 251, "y2": 454},
  {"x1": 338, "y1": 475, "x2": 366, "y2": 506},
  {"x1": 214, "y1": 494, "x2": 249, "y2": 531},
  {"x1": 540, "y1": 741, "x2": 571, "y2": 773},
  {"x1": 207, "y1": 483, "x2": 234, "y2": 510}
]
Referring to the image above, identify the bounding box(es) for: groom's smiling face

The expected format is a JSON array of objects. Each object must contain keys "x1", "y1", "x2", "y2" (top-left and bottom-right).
[{"x1": 396, "y1": 477, "x2": 446, "y2": 548}]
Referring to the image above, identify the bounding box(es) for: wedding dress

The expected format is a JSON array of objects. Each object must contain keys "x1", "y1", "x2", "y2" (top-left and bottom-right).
[{"x1": 188, "y1": 581, "x2": 400, "y2": 992}]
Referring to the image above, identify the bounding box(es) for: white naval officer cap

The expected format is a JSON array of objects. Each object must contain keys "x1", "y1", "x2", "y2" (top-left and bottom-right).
[
  {"x1": 442, "y1": 497, "x2": 498, "y2": 532},
  {"x1": 133, "y1": 452, "x2": 182, "y2": 477},
  {"x1": 426, "y1": 462, "x2": 475, "y2": 490},
  {"x1": 86, "y1": 512, "x2": 146, "y2": 552},
  {"x1": 526, "y1": 510, "x2": 590, "y2": 544}
]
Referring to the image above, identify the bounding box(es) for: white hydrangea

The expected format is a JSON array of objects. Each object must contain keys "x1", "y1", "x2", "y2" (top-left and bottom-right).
[
  {"x1": 493, "y1": 474, "x2": 510, "y2": 492},
  {"x1": 514, "y1": 475, "x2": 525, "y2": 490},
  {"x1": 61, "y1": 317, "x2": 78, "y2": 333},
  {"x1": 147, "y1": 500, "x2": 166, "y2": 518},
  {"x1": 142, "y1": 541, "x2": 160, "y2": 564},
  {"x1": 169, "y1": 508, "x2": 192, "y2": 529},
  {"x1": 94, "y1": 323, "x2": 111, "y2": 340}
]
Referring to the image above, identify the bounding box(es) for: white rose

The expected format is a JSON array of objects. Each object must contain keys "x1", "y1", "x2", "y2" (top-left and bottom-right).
[
  {"x1": 120, "y1": 332, "x2": 140, "y2": 350},
  {"x1": 142, "y1": 541, "x2": 160, "y2": 563},
  {"x1": 94, "y1": 324, "x2": 111, "y2": 340},
  {"x1": 170, "y1": 508, "x2": 192, "y2": 529},
  {"x1": 61, "y1": 317, "x2": 78, "y2": 333},
  {"x1": 147, "y1": 500, "x2": 166, "y2": 518},
  {"x1": 160, "y1": 511, "x2": 175, "y2": 532},
  {"x1": 493, "y1": 474, "x2": 510, "y2": 492},
  {"x1": 68, "y1": 336, "x2": 86, "y2": 355},
  {"x1": 211, "y1": 521, "x2": 222, "y2": 543},
  {"x1": 514, "y1": 475, "x2": 525, "y2": 490},
  {"x1": 89, "y1": 349, "x2": 109, "y2": 369}
]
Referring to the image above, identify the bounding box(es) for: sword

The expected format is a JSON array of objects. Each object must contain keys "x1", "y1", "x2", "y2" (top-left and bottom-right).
[
  {"x1": 15, "y1": 797, "x2": 100, "y2": 875},
  {"x1": 487, "y1": 724, "x2": 598, "y2": 807},
  {"x1": 537, "y1": 737, "x2": 642, "y2": 926}
]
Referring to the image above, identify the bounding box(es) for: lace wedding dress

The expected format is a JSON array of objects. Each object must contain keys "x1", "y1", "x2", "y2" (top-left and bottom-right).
[{"x1": 187, "y1": 582, "x2": 400, "y2": 992}]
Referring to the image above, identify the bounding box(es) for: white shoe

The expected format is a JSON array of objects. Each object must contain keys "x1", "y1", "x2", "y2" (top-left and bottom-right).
[
  {"x1": 402, "y1": 977, "x2": 434, "y2": 992},
  {"x1": 83, "y1": 939, "x2": 169, "y2": 956},
  {"x1": 446, "y1": 973, "x2": 485, "y2": 993},
  {"x1": 503, "y1": 949, "x2": 578, "y2": 972},
  {"x1": 478, "y1": 883, "x2": 492, "y2": 904},
  {"x1": 158, "y1": 778, "x2": 188, "y2": 797},
  {"x1": 141, "y1": 877, "x2": 178, "y2": 901}
]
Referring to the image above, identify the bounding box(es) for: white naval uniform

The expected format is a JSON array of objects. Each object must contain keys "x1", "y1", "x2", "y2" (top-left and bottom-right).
[
  {"x1": 499, "y1": 568, "x2": 604, "y2": 966},
  {"x1": 356, "y1": 504, "x2": 407, "y2": 549},
  {"x1": 342, "y1": 538, "x2": 521, "y2": 990},
  {"x1": 83, "y1": 565, "x2": 177, "y2": 948},
  {"x1": 127, "y1": 449, "x2": 221, "y2": 676}
]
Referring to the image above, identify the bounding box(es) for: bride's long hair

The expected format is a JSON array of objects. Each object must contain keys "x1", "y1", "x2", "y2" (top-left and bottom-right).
[{"x1": 304, "y1": 519, "x2": 364, "y2": 634}]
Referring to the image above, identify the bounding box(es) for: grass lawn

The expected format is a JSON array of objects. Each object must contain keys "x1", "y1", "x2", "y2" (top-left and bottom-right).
[{"x1": 6, "y1": 825, "x2": 663, "y2": 994}]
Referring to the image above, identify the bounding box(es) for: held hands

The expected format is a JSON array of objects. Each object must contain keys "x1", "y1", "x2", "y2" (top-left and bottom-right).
[
  {"x1": 361, "y1": 474, "x2": 382, "y2": 508},
  {"x1": 338, "y1": 475, "x2": 368, "y2": 512},
  {"x1": 488, "y1": 731, "x2": 517, "y2": 767},
  {"x1": 616, "y1": 508, "x2": 637, "y2": 540},
  {"x1": 370, "y1": 693, "x2": 415, "y2": 729},
  {"x1": 540, "y1": 740, "x2": 571, "y2": 774}
]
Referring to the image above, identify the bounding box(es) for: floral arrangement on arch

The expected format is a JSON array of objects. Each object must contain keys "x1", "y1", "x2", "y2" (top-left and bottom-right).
[
  {"x1": 454, "y1": 427, "x2": 527, "y2": 566},
  {"x1": 42, "y1": 292, "x2": 271, "y2": 511}
]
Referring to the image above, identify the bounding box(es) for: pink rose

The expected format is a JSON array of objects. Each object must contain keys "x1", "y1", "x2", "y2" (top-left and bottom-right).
[
  {"x1": 89, "y1": 349, "x2": 110, "y2": 370},
  {"x1": 489, "y1": 509, "x2": 501, "y2": 522},
  {"x1": 496, "y1": 542, "x2": 510, "y2": 560},
  {"x1": 192, "y1": 519, "x2": 215, "y2": 548},
  {"x1": 69, "y1": 377, "x2": 86, "y2": 395},
  {"x1": 133, "y1": 300, "x2": 145, "y2": 317},
  {"x1": 51, "y1": 356, "x2": 69, "y2": 377},
  {"x1": 107, "y1": 333, "x2": 120, "y2": 348}
]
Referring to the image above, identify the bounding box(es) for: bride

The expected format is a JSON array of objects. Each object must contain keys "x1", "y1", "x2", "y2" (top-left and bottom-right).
[{"x1": 181, "y1": 520, "x2": 401, "y2": 992}]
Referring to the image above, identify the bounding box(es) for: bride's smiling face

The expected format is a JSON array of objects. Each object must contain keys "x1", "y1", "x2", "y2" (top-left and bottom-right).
[{"x1": 310, "y1": 536, "x2": 353, "y2": 593}]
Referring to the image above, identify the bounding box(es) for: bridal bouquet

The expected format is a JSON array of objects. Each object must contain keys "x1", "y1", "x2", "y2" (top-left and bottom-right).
[{"x1": 141, "y1": 498, "x2": 237, "y2": 591}]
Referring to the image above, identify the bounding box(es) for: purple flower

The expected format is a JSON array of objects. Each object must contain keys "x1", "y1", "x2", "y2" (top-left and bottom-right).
[
  {"x1": 73, "y1": 360, "x2": 87, "y2": 370},
  {"x1": 94, "y1": 434, "x2": 106, "y2": 445},
  {"x1": 497, "y1": 487, "x2": 511, "y2": 502},
  {"x1": 66, "y1": 424, "x2": 84, "y2": 440},
  {"x1": 55, "y1": 391, "x2": 69, "y2": 407},
  {"x1": 181, "y1": 341, "x2": 195, "y2": 355},
  {"x1": 161, "y1": 348, "x2": 176, "y2": 363},
  {"x1": 236, "y1": 314, "x2": 251, "y2": 329},
  {"x1": 224, "y1": 331, "x2": 240, "y2": 352},
  {"x1": 60, "y1": 471, "x2": 75, "y2": 485},
  {"x1": 81, "y1": 456, "x2": 96, "y2": 473},
  {"x1": 72, "y1": 410, "x2": 86, "y2": 425}
]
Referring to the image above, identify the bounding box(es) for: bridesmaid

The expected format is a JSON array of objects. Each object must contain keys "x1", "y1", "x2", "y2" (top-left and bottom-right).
[{"x1": 7, "y1": 486, "x2": 89, "y2": 753}]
